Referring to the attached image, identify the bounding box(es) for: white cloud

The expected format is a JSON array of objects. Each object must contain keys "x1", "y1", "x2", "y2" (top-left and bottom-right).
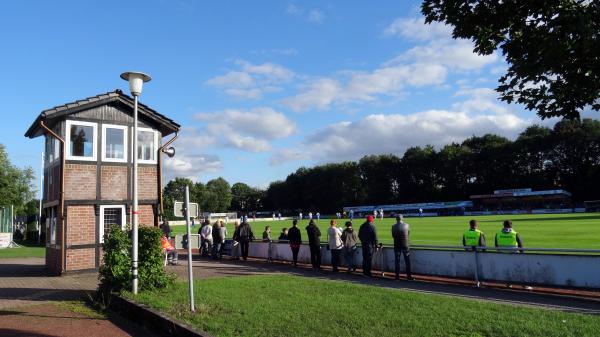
[
  {"x1": 205, "y1": 60, "x2": 294, "y2": 99},
  {"x1": 383, "y1": 17, "x2": 452, "y2": 41},
  {"x1": 286, "y1": 4, "x2": 325, "y2": 24},
  {"x1": 286, "y1": 3, "x2": 303, "y2": 16},
  {"x1": 274, "y1": 88, "x2": 531, "y2": 163},
  {"x1": 307, "y1": 10, "x2": 325, "y2": 24},
  {"x1": 163, "y1": 154, "x2": 222, "y2": 183},
  {"x1": 282, "y1": 78, "x2": 342, "y2": 111},
  {"x1": 195, "y1": 107, "x2": 296, "y2": 152}
]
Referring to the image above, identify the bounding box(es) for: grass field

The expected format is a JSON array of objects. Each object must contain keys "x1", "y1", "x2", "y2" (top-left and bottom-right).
[
  {"x1": 127, "y1": 275, "x2": 600, "y2": 337},
  {"x1": 171, "y1": 213, "x2": 600, "y2": 249},
  {"x1": 0, "y1": 241, "x2": 45, "y2": 259}
]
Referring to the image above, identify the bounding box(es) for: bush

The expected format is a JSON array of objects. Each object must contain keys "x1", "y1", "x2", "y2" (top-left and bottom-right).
[{"x1": 97, "y1": 225, "x2": 174, "y2": 300}]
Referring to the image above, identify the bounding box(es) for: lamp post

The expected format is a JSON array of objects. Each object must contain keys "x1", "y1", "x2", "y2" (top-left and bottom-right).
[{"x1": 120, "y1": 71, "x2": 151, "y2": 294}]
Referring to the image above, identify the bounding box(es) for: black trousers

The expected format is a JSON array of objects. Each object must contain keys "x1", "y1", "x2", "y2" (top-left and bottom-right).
[
  {"x1": 240, "y1": 241, "x2": 250, "y2": 260},
  {"x1": 331, "y1": 249, "x2": 341, "y2": 271},
  {"x1": 309, "y1": 245, "x2": 321, "y2": 269},
  {"x1": 394, "y1": 249, "x2": 412, "y2": 278},
  {"x1": 362, "y1": 245, "x2": 374, "y2": 276},
  {"x1": 291, "y1": 246, "x2": 300, "y2": 265}
]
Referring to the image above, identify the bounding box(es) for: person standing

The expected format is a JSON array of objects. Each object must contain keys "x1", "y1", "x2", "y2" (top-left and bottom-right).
[
  {"x1": 391, "y1": 215, "x2": 413, "y2": 280},
  {"x1": 379, "y1": 208, "x2": 384, "y2": 219},
  {"x1": 308, "y1": 212, "x2": 313, "y2": 220},
  {"x1": 358, "y1": 215, "x2": 378, "y2": 277},
  {"x1": 219, "y1": 221, "x2": 227, "y2": 259},
  {"x1": 212, "y1": 221, "x2": 222, "y2": 260},
  {"x1": 463, "y1": 219, "x2": 486, "y2": 250},
  {"x1": 278, "y1": 212, "x2": 282, "y2": 221},
  {"x1": 201, "y1": 220, "x2": 213, "y2": 258},
  {"x1": 349, "y1": 209, "x2": 354, "y2": 220},
  {"x1": 191, "y1": 217, "x2": 195, "y2": 229},
  {"x1": 327, "y1": 220, "x2": 343, "y2": 272},
  {"x1": 495, "y1": 220, "x2": 523, "y2": 253},
  {"x1": 237, "y1": 217, "x2": 255, "y2": 260},
  {"x1": 272, "y1": 213, "x2": 276, "y2": 221},
  {"x1": 341, "y1": 221, "x2": 358, "y2": 273},
  {"x1": 262, "y1": 226, "x2": 272, "y2": 242},
  {"x1": 231, "y1": 221, "x2": 241, "y2": 260},
  {"x1": 288, "y1": 220, "x2": 302, "y2": 266},
  {"x1": 299, "y1": 212, "x2": 303, "y2": 220},
  {"x1": 306, "y1": 219, "x2": 322, "y2": 270}
]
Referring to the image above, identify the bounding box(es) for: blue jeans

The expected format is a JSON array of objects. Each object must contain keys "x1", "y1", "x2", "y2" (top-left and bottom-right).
[
  {"x1": 344, "y1": 246, "x2": 356, "y2": 271},
  {"x1": 212, "y1": 242, "x2": 222, "y2": 259}
]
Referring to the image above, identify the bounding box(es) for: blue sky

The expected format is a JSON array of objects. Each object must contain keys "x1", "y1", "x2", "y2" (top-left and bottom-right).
[{"x1": 0, "y1": 0, "x2": 556, "y2": 190}]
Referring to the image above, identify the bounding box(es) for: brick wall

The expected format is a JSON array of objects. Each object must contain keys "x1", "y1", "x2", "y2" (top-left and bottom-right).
[
  {"x1": 64, "y1": 164, "x2": 96, "y2": 200},
  {"x1": 66, "y1": 205, "x2": 96, "y2": 245},
  {"x1": 101, "y1": 165, "x2": 128, "y2": 200},
  {"x1": 66, "y1": 247, "x2": 95, "y2": 270},
  {"x1": 139, "y1": 204, "x2": 155, "y2": 227},
  {"x1": 139, "y1": 166, "x2": 158, "y2": 200}
]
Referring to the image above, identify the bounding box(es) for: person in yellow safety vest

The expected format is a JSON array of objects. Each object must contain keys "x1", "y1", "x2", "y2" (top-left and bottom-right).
[
  {"x1": 462, "y1": 219, "x2": 486, "y2": 251},
  {"x1": 494, "y1": 220, "x2": 524, "y2": 253}
]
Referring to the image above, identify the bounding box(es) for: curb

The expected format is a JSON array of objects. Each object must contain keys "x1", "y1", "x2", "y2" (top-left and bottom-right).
[{"x1": 110, "y1": 295, "x2": 214, "y2": 337}]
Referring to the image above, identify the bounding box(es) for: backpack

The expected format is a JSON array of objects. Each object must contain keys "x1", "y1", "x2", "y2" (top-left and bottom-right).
[{"x1": 239, "y1": 223, "x2": 250, "y2": 240}]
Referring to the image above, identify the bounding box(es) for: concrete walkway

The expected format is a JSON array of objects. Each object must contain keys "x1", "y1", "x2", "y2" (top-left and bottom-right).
[{"x1": 169, "y1": 254, "x2": 600, "y2": 315}]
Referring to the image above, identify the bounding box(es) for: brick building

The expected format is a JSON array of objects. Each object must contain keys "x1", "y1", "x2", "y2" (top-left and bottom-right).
[{"x1": 25, "y1": 90, "x2": 179, "y2": 274}]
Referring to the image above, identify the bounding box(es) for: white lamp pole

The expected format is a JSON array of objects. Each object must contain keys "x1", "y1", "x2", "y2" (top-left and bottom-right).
[
  {"x1": 120, "y1": 71, "x2": 151, "y2": 294},
  {"x1": 38, "y1": 151, "x2": 44, "y2": 245}
]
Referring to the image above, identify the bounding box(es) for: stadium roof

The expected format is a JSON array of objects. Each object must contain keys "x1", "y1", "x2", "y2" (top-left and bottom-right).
[
  {"x1": 470, "y1": 188, "x2": 571, "y2": 199},
  {"x1": 344, "y1": 201, "x2": 473, "y2": 212}
]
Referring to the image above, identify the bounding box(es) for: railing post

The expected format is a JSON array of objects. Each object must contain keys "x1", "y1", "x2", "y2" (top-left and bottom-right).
[{"x1": 473, "y1": 247, "x2": 481, "y2": 287}]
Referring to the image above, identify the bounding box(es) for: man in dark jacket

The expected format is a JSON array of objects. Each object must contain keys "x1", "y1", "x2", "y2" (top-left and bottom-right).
[
  {"x1": 391, "y1": 214, "x2": 413, "y2": 280},
  {"x1": 212, "y1": 222, "x2": 223, "y2": 260},
  {"x1": 358, "y1": 215, "x2": 378, "y2": 276},
  {"x1": 160, "y1": 220, "x2": 172, "y2": 238},
  {"x1": 236, "y1": 217, "x2": 255, "y2": 260},
  {"x1": 287, "y1": 220, "x2": 302, "y2": 266},
  {"x1": 305, "y1": 219, "x2": 322, "y2": 270}
]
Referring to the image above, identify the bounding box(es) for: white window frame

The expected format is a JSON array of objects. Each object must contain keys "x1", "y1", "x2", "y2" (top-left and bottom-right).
[
  {"x1": 101, "y1": 124, "x2": 128, "y2": 163},
  {"x1": 65, "y1": 120, "x2": 97, "y2": 161},
  {"x1": 137, "y1": 127, "x2": 158, "y2": 164},
  {"x1": 99, "y1": 205, "x2": 126, "y2": 243}
]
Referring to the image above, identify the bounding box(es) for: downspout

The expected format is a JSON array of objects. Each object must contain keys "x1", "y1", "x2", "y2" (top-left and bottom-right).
[
  {"x1": 40, "y1": 121, "x2": 66, "y2": 274},
  {"x1": 157, "y1": 132, "x2": 178, "y2": 224}
]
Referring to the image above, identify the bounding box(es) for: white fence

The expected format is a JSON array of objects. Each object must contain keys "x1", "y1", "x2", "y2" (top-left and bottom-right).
[{"x1": 174, "y1": 234, "x2": 600, "y2": 289}]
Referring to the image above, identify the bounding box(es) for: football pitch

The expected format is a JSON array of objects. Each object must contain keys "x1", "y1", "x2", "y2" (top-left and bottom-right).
[{"x1": 171, "y1": 212, "x2": 600, "y2": 249}]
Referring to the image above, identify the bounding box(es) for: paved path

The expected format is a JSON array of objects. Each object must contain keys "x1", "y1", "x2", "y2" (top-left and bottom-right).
[
  {"x1": 170, "y1": 254, "x2": 600, "y2": 315},
  {"x1": 0, "y1": 258, "x2": 156, "y2": 336}
]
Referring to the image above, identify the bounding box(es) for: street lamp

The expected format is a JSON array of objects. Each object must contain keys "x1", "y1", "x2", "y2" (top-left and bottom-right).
[{"x1": 120, "y1": 71, "x2": 151, "y2": 294}]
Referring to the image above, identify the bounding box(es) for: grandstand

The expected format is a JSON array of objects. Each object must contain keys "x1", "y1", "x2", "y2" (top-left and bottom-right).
[
  {"x1": 469, "y1": 188, "x2": 576, "y2": 214},
  {"x1": 343, "y1": 201, "x2": 473, "y2": 217}
]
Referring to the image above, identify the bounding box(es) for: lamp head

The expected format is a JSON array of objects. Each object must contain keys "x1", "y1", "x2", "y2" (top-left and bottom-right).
[
  {"x1": 162, "y1": 147, "x2": 176, "y2": 158},
  {"x1": 120, "y1": 71, "x2": 151, "y2": 96}
]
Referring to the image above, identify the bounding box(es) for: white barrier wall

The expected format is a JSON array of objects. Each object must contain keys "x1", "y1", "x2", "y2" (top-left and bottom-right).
[{"x1": 247, "y1": 242, "x2": 600, "y2": 289}]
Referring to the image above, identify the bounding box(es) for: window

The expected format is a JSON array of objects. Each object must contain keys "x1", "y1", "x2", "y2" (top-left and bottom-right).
[
  {"x1": 102, "y1": 124, "x2": 128, "y2": 162},
  {"x1": 66, "y1": 120, "x2": 97, "y2": 161},
  {"x1": 137, "y1": 128, "x2": 157, "y2": 163},
  {"x1": 44, "y1": 136, "x2": 60, "y2": 165},
  {"x1": 47, "y1": 207, "x2": 57, "y2": 245},
  {"x1": 99, "y1": 205, "x2": 126, "y2": 243}
]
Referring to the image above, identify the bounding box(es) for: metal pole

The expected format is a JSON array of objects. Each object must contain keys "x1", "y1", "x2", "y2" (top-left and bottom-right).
[
  {"x1": 474, "y1": 249, "x2": 480, "y2": 287},
  {"x1": 132, "y1": 95, "x2": 139, "y2": 294},
  {"x1": 38, "y1": 152, "x2": 44, "y2": 245},
  {"x1": 184, "y1": 186, "x2": 195, "y2": 312}
]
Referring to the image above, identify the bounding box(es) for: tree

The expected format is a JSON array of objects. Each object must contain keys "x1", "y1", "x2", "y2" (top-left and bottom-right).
[
  {"x1": 231, "y1": 182, "x2": 264, "y2": 212},
  {"x1": 162, "y1": 177, "x2": 195, "y2": 220},
  {"x1": 422, "y1": 0, "x2": 600, "y2": 119},
  {"x1": 0, "y1": 144, "x2": 36, "y2": 215},
  {"x1": 205, "y1": 177, "x2": 232, "y2": 213}
]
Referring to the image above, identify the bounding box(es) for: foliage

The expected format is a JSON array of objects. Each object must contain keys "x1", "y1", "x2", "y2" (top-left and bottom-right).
[
  {"x1": 98, "y1": 225, "x2": 131, "y2": 296},
  {"x1": 128, "y1": 275, "x2": 600, "y2": 337},
  {"x1": 261, "y1": 119, "x2": 600, "y2": 212},
  {"x1": 421, "y1": 0, "x2": 600, "y2": 119},
  {"x1": 231, "y1": 182, "x2": 264, "y2": 212},
  {"x1": 137, "y1": 226, "x2": 175, "y2": 291},
  {"x1": 205, "y1": 177, "x2": 232, "y2": 212},
  {"x1": 162, "y1": 177, "x2": 195, "y2": 220},
  {"x1": 162, "y1": 177, "x2": 234, "y2": 219},
  {"x1": 0, "y1": 144, "x2": 36, "y2": 215}
]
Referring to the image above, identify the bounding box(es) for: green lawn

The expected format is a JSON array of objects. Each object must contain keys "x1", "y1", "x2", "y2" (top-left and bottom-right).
[
  {"x1": 171, "y1": 213, "x2": 600, "y2": 249},
  {"x1": 0, "y1": 241, "x2": 45, "y2": 259},
  {"x1": 127, "y1": 275, "x2": 600, "y2": 337}
]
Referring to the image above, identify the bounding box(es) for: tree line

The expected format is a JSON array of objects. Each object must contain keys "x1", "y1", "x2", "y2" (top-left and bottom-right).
[
  {"x1": 163, "y1": 119, "x2": 600, "y2": 216},
  {"x1": 0, "y1": 144, "x2": 37, "y2": 216}
]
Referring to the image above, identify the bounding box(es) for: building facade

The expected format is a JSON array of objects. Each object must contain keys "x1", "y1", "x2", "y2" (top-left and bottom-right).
[{"x1": 25, "y1": 90, "x2": 179, "y2": 275}]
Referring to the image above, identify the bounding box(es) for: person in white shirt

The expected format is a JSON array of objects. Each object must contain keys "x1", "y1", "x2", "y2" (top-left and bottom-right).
[
  {"x1": 327, "y1": 220, "x2": 344, "y2": 272},
  {"x1": 379, "y1": 208, "x2": 384, "y2": 219},
  {"x1": 278, "y1": 212, "x2": 282, "y2": 220},
  {"x1": 308, "y1": 212, "x2": 313, "y2": 220},
  {"x1": 200, "y1": 221, "x2": 213, "y2": 258},
  {"x1": 272, "y1": 213, "x2": 276, "y2": 221},
  {"x1": 299, "y1": 212, "x2": 303, "y2": 220},
  {"x1": 316, "y1": 212, "x2": 320, "y2": 220}
]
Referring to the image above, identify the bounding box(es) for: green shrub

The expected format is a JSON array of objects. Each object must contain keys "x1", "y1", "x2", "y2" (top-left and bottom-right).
[
  {"x1": 98, "y1": 225, "x2": 131, "y2": 296},
  {"x1": 137, "y1": 226, "x2": 175, "y2": 291}
]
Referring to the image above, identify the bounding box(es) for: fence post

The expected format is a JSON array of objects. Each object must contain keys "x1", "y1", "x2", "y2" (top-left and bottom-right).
[{"x1": 473, "y1": 248, "x2": 481, "y2": 287}]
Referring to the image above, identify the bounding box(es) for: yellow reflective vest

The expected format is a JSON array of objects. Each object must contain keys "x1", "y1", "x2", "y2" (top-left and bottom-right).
[
  {"x1": 463, "y1": 229, "x2": 482, "y2": 246},
  {"x1": 496, "y1": 229, "x2": 518, "y2": 247}
]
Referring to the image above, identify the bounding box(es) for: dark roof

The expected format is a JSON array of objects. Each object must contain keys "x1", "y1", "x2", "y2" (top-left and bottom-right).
[{"x1": 25, "y1": 89, "x2": 180, "y2": 138}]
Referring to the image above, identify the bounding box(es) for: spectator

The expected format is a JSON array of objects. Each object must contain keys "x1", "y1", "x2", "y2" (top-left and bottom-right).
[
  {"x1": 263, "y1": 226, "x2": 272, "y2": 242},
  {"x1": 358, "y1": 215, "x2": 378, "y2": 277},
  {"x1": 288, "y1": 220, "x2": 302, "y2": 266},
  {"x1": 463, "y1": 219, "x2": 486, "y2": 251},
  {"x1": 237, "y1": 217, "x2": 255, "y2": 260},
  {"x1": 159, "y1": 220, "x2": 172, "y2": 238},
  {"x1": 495, "y1": 220, "x2": 524, "y2": 253},
  {"x1": 327, "y1": 220, "x2": 343, "y2": 272},
  {"x1": 200, "y1": 219, "x2": 213, "y2": 258},
  {"x1": 316, "y1": 212, "x2": 321, "y2": 220},
  {"x1": 161, "y1": 235, "x2": 178, "y2": 265},
  {"x1": 219, "y1": 220, "x2": 227, "y2": 258},
  {"x1": 306, "y1": 219, "x2": 322, "y2": 270},
  {"x1": 391, "y1": 214, "x2": 413, "y2": 280},
  {"x1": 197, "y1": 220, "x2": 206, "y2": 256},
  {"x1": 212, "y1": 221, "x2": 222, "y2": 260},
  {"x1": 278, "y1": 228, "x2": 289, "y2": 242},
  {"x1": 231, "y1": 221, "x2": 241, "y2": 260},
  {"x1": 341, "y1": 221, "x2": 357, "y2": 273}
]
